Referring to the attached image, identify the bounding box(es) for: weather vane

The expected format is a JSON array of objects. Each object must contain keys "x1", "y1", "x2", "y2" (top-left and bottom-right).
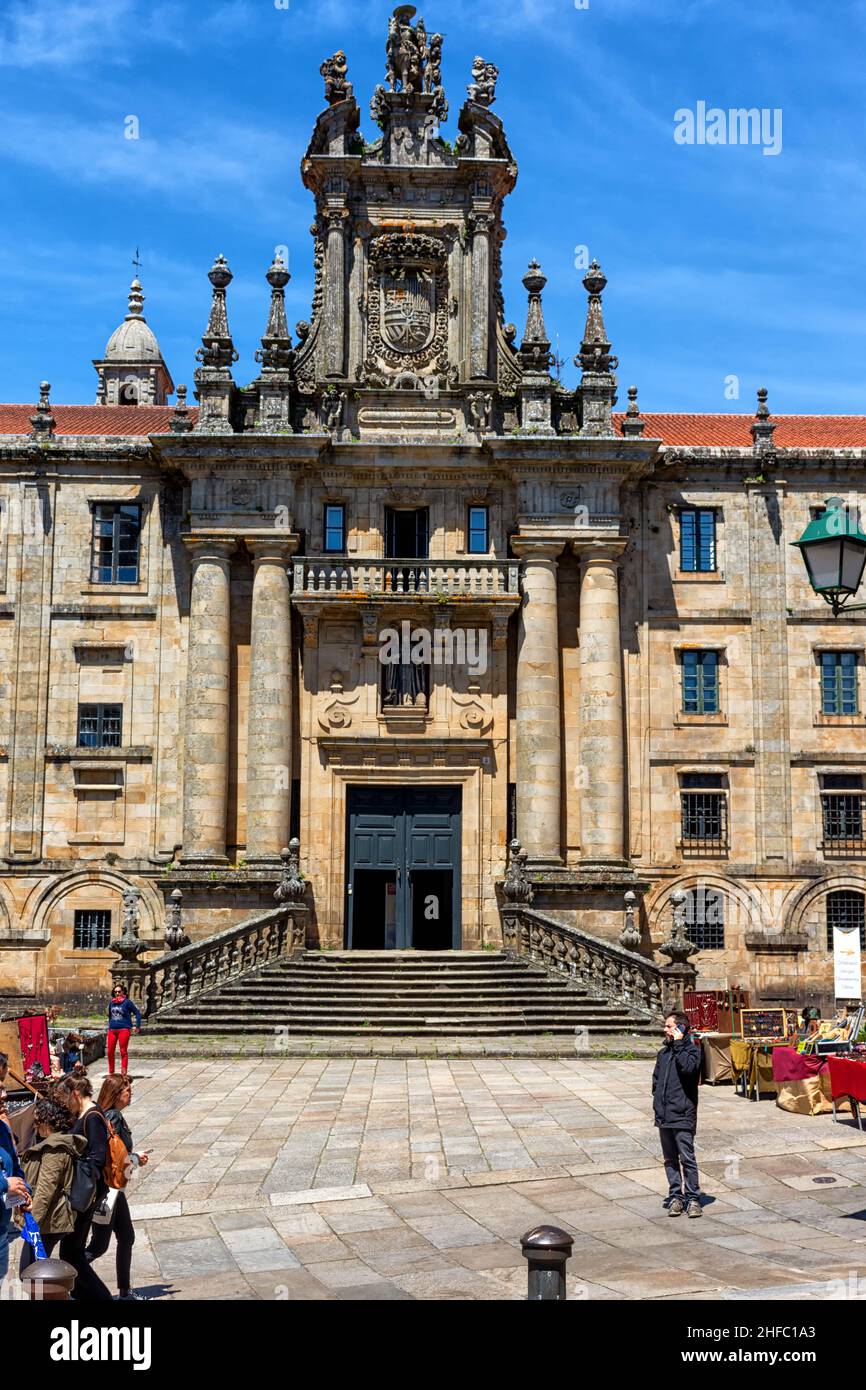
[{"x1": 132, "y1": 246, "x2": 142, "y2": 276}]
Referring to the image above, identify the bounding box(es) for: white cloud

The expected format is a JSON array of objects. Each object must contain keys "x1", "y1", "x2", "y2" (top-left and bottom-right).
[{"x1": 0, "y1": 0, "x2": 189, "y2": 68}]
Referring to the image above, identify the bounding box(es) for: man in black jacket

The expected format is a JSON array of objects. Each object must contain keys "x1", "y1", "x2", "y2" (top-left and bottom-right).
[{"x1": 652, "y1": 1010, "x2": 704, "y2": 1217}]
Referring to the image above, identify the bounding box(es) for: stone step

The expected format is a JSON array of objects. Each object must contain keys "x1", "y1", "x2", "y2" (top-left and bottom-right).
[
  {"x1": 149, "y1": 1020, "x2": 655, "y2": 1036},
  {"x1": 214, "y1": 984, "x2": 594, "y2": 1000}
]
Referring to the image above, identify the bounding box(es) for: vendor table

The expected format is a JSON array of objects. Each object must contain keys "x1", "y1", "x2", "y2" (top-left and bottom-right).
[
  {"x1": 729, "y1": 1039, "x2": 789, "y2": 1100},
  {"x1": 826, "y1": 1055, "x2": 866, "y2": 1128},
  {"x1": 771, "y1": 1047, "x2": 843, "y2": 1116},
  {"x1": 700, "y1": 1033, "x2": 734, "y2": 1084}
]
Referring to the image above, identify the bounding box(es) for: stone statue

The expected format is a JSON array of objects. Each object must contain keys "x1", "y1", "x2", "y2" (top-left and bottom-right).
[
  {"x1": 275, "y1": 840, "x2": 304, "y2": 903},
  {"x1": 425, "y1": 32, "x2": 443, "y2": 92},
  {"x1": 370, "y1": 83, "x2": 389, "y2": 128},
  {"x1": 320, "y1": 51, "x2": 350, "y2": 105},
  {"x1": 468, "y1": 56, "x2": 499, "y2": 106},
  {"x1": 386, "y1": 5, "x2": 424, "y2": 95},
  {"x1": 468, "y1": 390, "x2": 493, "y2": 435},
  {"x1": 323, "y1": 389, "x2": 346, "y2": 434}
]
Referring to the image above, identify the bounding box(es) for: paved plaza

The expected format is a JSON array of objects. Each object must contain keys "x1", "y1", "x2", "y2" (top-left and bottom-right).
[{"x1": 18, "y1": 1058, "x2": 866, "y2": 1301}]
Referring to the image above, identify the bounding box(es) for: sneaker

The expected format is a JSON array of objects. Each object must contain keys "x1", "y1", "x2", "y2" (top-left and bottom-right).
[
  {"x1": 116, "y1": 1291, "x2": 149, "y2": 1301},
  {"x1": 667, "y1": 1198, "x2": 684, "y2": 1216},
  {"x1": 687, "y1": 1200, "x2": 702, "y2": 1218}
]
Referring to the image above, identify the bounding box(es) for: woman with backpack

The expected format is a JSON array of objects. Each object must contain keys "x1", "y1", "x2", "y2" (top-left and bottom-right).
[
  {"x1": 18, "y1": 1096, "x2": 87, "y2": 1274},
  {"x1": 51, "y1": 1075, "x2": 113, "y2": 1301},
  {"x1": 106, "y1": 985, "x2": 142, "y2": 1077},
  {"x1": 85, "y1": 1074, "x2": 148, "y2": 1301}
]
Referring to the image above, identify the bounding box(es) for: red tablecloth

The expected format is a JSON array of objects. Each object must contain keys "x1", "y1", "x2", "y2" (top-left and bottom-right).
[
  {"x1": 772, "y1": 1047, "x2": 830, "y2": 1082},
  {"x1": 827, "y1": 1055, "x2": 866, "y2": 1103}
]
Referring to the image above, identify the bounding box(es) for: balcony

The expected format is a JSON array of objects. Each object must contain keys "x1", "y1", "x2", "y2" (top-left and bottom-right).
[{"x1": 293, "y1": 556, "x2": 519, "y2": 600}]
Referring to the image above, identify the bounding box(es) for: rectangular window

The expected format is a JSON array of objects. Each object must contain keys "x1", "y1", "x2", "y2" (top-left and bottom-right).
[
  {"x1": 90, "y1": 503, "x2": 141, "y2": 584},
  {"x1": 77, "y1": 704, "x2": 123, "y2": 748},
  {"x1": 467, "y1": 506, "x2": 489, "y2": 555},
  {"x1": 324, "y1": 504, "x2": 345, "y2": 553},
  {"x1": 682, "y1": 650, "x2": 719, "y2": 714},
  {"x1": 73, "y1": 909, "x2": 111, "y2": 950},
  {"x1": 821, "y1": 651, "x2": 858, "y2": 715},
  {"x1": 821, "y1": 773, "x2": 865, "y2": 850},
  {"x1": 680, "y1": 773, "x2": 728, "y2": 850},
  {"x1": 679, "y1": 507, "x2": 717, "y2": 572}
]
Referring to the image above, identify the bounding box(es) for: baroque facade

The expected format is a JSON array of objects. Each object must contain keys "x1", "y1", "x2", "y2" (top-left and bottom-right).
[{"x1": 1, "y1": 6, "x2": 866, "y2": 1010}]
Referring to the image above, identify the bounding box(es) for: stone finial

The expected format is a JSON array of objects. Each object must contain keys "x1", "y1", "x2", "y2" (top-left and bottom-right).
[
  {"x1": 619, "y1": 889, "x2": 641, "y2": 950},
  {"x1": 518, "y1": 260, "x2": 551, "y2": 373},
  {"x1": 255, "y1": 255, "x2": 294, "y2": 372},
  {"x1": 127, "y1": 278, "x2": 145, "y2": 318},
  {"x1": 658, "y1": 890, "x2": 698, "y2": 966},
  {"x1": 109, "y1": 885, "x2": 147, "y2": 963},
  {"x1": 170, "y1": 384, "x2": 193, "y2": 434},
  {"x1": 29, "y1": 382, "x2": 56, "y2": 441},
  {"x1": 195, "y1": 255, "x2": 239, "y2": 370},
  {"x1": 164, "y1": 887, "x2": 189, "y2": 951},
  {"x1": 503, "y1": 839, "x2": 534, "y2": 905},
  {"x1": 621, "y1": 385, "x2": 645, "y2": 437},
  {"x1": 575, "y1": 260, "x2": 617, "y2": 374},
  {"x1": 467, "y1": 55, "x2": 499, "y2": 106},
  {"x1": 575, "y1": 259, "x2": 619, "y2": 436},
  {"x1": 320, "y1": 50, "x2": 351, "y2": 105},
  {"x1": 275, "y1": 839, "x2": 305, "y2": 903},
  {"x1": 750, "y1": 385, "x2": 776, "y2": 454}
]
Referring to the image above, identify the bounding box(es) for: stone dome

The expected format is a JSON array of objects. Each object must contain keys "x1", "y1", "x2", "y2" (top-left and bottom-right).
[{"x1": 104, "y1": 279, "x2": 163, "y2": 362}]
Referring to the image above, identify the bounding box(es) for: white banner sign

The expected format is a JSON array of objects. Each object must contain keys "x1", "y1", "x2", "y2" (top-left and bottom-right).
[{"x1": 833, "y1": 925, "x2": 862, "y2": 1000}]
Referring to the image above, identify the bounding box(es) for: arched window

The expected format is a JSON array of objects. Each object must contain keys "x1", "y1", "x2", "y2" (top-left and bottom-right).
[
  {"x1": 682, "y1": 886, "x2": 725, "y2": 950},
  {"x1": 825, "y1": 890, "x2": 865, "y2": 950}
]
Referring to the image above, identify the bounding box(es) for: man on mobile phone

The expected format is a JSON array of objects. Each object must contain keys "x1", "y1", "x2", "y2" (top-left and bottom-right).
[{"x1": 652, "y1": 1012, "x2": 704, "y2": 1218}]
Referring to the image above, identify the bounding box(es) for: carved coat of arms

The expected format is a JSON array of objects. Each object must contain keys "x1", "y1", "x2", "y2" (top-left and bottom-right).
[
  {"x1": 381, "y1": 268, "x2": 435, "y2": 353},
  {"x1": 364, "y1": 231, "x2": 450, "y2": 380}
]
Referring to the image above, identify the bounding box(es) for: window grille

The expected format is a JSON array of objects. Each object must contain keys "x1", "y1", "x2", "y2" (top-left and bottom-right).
[
  {"x1": 826, "y1": 890, "x2": 866, "y2": 950},
  {"x1": 73, "y1": 909, "x2": 111, "y2": 950}
]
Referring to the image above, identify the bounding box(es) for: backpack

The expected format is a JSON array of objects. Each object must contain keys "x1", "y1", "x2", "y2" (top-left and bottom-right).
[
  {"x1": 69, "y1": 1154, "x2": 97, "y2": 1213},
  {"x1": 101, "y1": 1114, "x2": 130, "y2": 1191}
]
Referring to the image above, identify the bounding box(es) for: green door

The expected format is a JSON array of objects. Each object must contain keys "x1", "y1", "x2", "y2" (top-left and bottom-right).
[{"x1": 346, "y1": 787, "x2": 461, "y2": 949}]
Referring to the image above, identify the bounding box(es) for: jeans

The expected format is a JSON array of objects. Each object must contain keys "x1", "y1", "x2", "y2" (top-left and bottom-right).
[
  {"x1": 86, "y1": 1192, "x2": 134, "y2": 1292},
  {"x1": 659, "y1": 1126, "x2": 701, "y2": 1204}
]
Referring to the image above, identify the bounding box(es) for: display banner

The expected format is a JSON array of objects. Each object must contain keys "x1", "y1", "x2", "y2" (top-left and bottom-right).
[{"x1": 833, "y1": 924, "x2": 862, "y2": 999}]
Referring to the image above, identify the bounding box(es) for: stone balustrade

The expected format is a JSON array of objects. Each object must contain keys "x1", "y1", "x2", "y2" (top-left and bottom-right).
[
  {"x1": 501, "y1": 903, "x2": 665, "y2": 1020},
  {"x1": 143, "y1": 904, "x2": 306, "y2": 1017},
  {"x1": 293, "y1": 556, "x2": 519, "y2": 598}
]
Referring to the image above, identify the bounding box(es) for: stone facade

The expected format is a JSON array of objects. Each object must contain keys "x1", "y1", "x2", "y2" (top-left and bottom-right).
[{"x1": 1, "y1": 7, "x2": 865, "y2": 1010}]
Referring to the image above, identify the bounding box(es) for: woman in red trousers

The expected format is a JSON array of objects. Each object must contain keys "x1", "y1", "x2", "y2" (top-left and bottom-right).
[{"x1": 106, "y1": 985, "x2": 141, "y2": 1076}]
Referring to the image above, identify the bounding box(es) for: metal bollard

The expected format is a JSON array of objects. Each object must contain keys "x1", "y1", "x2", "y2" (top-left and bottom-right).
[
  {"x1": 520, "y1": 1225, "x2": 574, "y2": 1301},
  {"x1": 20, "y1": 1257, "x2": 77, "y2": 1301}
]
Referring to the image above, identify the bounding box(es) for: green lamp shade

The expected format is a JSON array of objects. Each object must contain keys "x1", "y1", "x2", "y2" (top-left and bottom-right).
[{"x1": 792, "y1": 498, "x2": 866, "y2": 600}]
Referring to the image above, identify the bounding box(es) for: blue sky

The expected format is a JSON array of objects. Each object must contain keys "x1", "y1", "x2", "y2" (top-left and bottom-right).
[{"x1": 1, "y1": 0, "x2": 865, "y2": 413}]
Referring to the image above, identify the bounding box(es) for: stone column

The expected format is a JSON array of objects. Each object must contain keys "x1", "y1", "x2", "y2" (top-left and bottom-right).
[
  {"x1": 246, "y1": 538, "x2": 297, "y2": 862},
  {"x1": 469, "y1": 211, "x2": 492, "y2": 379},
  {"x1": 574, "y1": 539, "x2": 627, "y2": 863},
  {"x1": 513, "y1": 538, "x2": 563, "y2": 864},
  {"x1": 181, "y1": 539, "x2": 233, "y2": 863},
  {"x1": 323, "y1": 207, "x2": 348, "y2": 379}
]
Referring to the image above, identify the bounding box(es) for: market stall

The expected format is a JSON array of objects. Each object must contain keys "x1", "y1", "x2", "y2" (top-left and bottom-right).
[{"x1": 826, "y1": 1055, "x2": 866, "y2": 1129}]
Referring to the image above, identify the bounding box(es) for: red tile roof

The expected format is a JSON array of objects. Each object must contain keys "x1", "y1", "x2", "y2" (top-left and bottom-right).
[
  {"x1": 614, "y1": 413, "x2": 866, "y2": 448},
  {"x1": 0, "y1": 403, "x2": 864, "y2": 449},
  {"x1": 0, "y1": 405, "x2": 194, "y2": 437}
]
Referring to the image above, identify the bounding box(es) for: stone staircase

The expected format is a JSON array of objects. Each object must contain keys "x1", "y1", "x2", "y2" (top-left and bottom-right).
[{"x1": 146, "y1": 950, "x2": 659, "y2": 1038}]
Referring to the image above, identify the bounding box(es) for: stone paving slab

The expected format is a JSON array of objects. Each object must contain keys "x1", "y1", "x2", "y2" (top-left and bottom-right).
[
  {"x1": 12, "y1": 1055, "x2": 866, "y2": 1302},
  {"x1": 123, "y1": 1033, "x2": 659, "y2": 1060}
]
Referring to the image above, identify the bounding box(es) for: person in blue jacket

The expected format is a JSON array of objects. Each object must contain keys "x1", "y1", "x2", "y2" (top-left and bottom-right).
[
  {"x1": 106, "y1": 986, "x2": 142, "y2": 1077},
  {"x1": 0, "y1": 1051, "x2": 32, "y2": 1281}
]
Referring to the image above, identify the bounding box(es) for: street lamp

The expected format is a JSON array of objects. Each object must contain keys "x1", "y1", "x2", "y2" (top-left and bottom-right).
[{"x1": 792, "y1": 497, "x2": 866, "y2": 617}]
